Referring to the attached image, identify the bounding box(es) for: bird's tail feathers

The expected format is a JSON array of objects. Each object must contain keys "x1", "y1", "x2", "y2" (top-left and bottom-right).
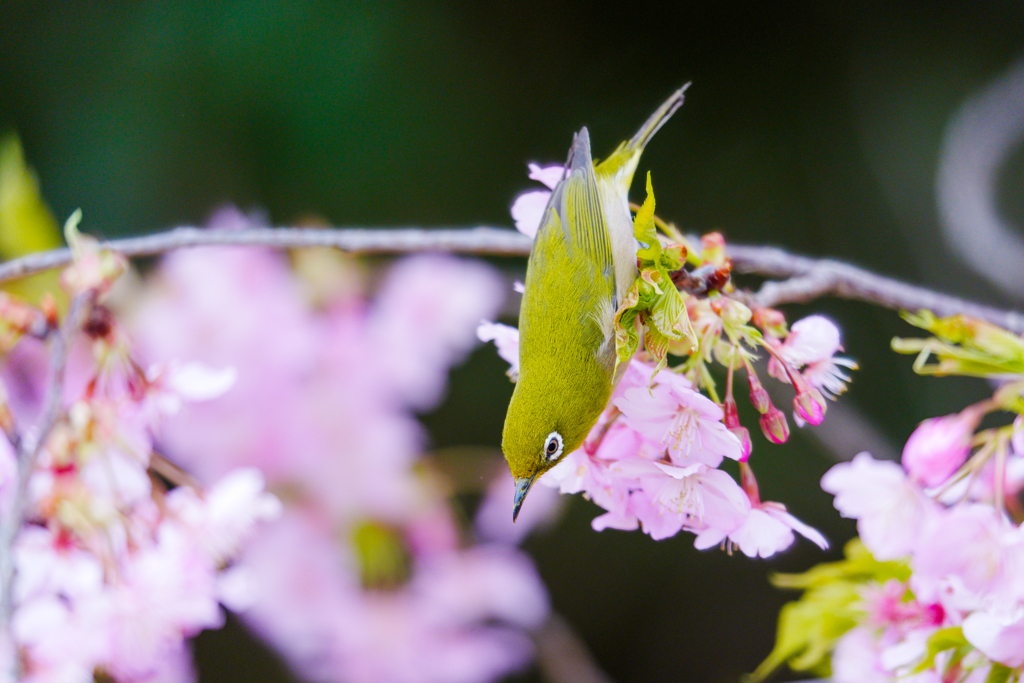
[
  {"x1": 566, "y1": 127, "x2": 594, "y2": 174},
  {"x1": 627, "y1": 84, "x2": 690, "y2": 153},
  {"x1": 594, "y1": 84, "x2": 689, "y2": 181}
]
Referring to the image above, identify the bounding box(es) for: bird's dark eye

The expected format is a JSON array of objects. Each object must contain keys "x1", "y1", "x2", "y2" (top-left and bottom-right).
[{"x1": 543, "y1": 431, "x2": 563, "y2": 462}]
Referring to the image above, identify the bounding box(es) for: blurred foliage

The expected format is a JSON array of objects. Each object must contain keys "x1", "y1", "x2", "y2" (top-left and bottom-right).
[
  {"x1": 0, "y1": 134, "x2": 64, "y2": 305},
  {"x1": 2, "y1": 1, "x2": 1024, "y2": 682},
  {"x1": 751, "y1": 540, "x2": 910, "y2": 681}
]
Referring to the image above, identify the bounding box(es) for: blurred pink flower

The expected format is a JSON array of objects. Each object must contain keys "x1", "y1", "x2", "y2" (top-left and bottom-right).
[
  {"x1": 370, "y1": 255, "x2": 505, "y2": 410},
  {"x1": 902, "y1": 412, "x2": 977, "y2": 487},
  {"x1": 509, "y1": 163, "x2": 563, "y2": 238},
  {"x1": 475, "y1": 470, "x2": 563, "y2": 544},
  {"x1": 962, "y1": 608, "x2": 1024, "y2": 667},
  {"x1": 862, "y1": 579, "x2": 944, "y2": 632},
  {"x1": 911, "y1": 504, "x2": 1022, "y2": 608},
  {"x1": 241, "y1": 511, "x2": 547, "y2": 683},
  {"x1": 821, "y1": 452, "x2": 941, "y2": 561},
  {"x1": 165, "y1": 467, "x2": 282, "y2": 566},
  {"x1": 126, "y1": 212, "x2": 543, "y2": 683},
  {"x1": 830, "y1": 627, "x2": 896, "y2": 683},
  {"x1": 476, "y1": 322, "x2": 520, "y2": 381}
]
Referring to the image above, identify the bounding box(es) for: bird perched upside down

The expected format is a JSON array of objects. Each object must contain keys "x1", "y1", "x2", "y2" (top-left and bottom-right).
[{"x1": 504, "y1": 86, "x2": 689, "y2": 521}]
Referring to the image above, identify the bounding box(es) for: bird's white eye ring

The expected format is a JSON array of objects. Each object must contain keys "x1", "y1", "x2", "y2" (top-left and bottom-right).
[{"x1": 544, "y1": 431, "x2": 564, "y2": 462}]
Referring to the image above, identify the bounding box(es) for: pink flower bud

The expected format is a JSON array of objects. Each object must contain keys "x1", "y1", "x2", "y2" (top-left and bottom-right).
[
  {"x1": 747, "y1": 373, "x2": 771, "y2": 414},
  {"x1": 731, "y1": 426, "x2": 752, "y2": 462},
  {"x1": 723, "y1": 396, "x2": 740, "y2": 429},
  {"x1": 1013, "y1": 415, "x2": 1024, "y2": 457},
  {"x1": 739, "y1": 461, "x2": 760, "y2": 504},
  {"x1": 794, "y1": 387, "x2": 826, "y2": 426},
  {"x1": 902, "y1": 412, "x2": 978, "y2": 487},
  {"x1": 760, "y1": 406, "x2": 789, "y2": 444}
]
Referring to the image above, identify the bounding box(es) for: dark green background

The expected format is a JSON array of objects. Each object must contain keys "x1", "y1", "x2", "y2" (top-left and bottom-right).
[{"x1": 3, "y1": 2, "x2": 1023, "y2": 681}]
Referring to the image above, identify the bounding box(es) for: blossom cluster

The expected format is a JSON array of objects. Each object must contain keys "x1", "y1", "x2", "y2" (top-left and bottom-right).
[
  {"x1": 477, "y1": 163, "x2": 857, "y2": 557},
  {"x1": 758, "y1": 313, "x2": 1024, "y2": 682},
  {"x1": 0, "y1": 224, "x2": 281, "y2": 683},
  {"x1": 127, "y1": 209, "x2": 550, "y2": 683}
]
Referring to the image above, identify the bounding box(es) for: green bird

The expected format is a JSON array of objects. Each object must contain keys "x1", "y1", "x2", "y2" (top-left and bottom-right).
[{"x1": 504, "y1": 86, "x2": 689, "y2": 521}]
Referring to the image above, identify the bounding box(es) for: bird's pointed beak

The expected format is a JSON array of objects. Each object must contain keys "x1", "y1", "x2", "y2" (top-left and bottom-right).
[{"x1": 512, "y1": 474, "x2": 537, "y2": 523}]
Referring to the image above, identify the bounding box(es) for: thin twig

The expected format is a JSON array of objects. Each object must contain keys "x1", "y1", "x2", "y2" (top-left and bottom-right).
[
  {"x1": 0, "y1": 226, "x2": 1021, "y2": 332},
  {"x1": 0, "y1": 227, "x2": 533, "y2": 282},
  {"x1": 0, "y1": 291, "x2": 93, "y2": 671},
  {"x1": 727, "y1": 245, "x2": 1024, "y2": 333}
]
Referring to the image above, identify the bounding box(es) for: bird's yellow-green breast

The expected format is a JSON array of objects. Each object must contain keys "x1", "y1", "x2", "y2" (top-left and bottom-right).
[{"x1": 503, "y1": 86, "x2": 689, "y2": 521}]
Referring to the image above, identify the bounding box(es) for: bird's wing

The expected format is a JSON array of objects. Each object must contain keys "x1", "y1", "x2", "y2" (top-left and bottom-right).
[
  {"x1": 521, "y1": 127, "x2": 616, "y2": 371},
  {"x1": 556, "y1": 127, "x2": 614, "y2": 276}
]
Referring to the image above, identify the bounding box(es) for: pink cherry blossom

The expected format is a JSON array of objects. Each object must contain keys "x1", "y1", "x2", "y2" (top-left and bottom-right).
[
  {"x1": 509, "y1": 163, "x2": 563, "y2": 238},
  {"x1": 770, "y1": 315, "x2": 856, "y2": 402},
  {"x1": 145, "y1": 361, "x2": 238, "y2": 415},
  {"x1": 616, "y1": 382, "x2": 742, "y2": 468},
  {"x1": 475, "y1": 470, "x2": 563, "y2": 544},
  {"x1": 610, "y1": 459, "x2": 750, "y2": 541},
  {"x1": 902, "y1": 412, "x2": 977, "y2": 487},
  {"x1": 165, "y1": 467, "x2": 282, "y2": 566},
  {"x1": 962, "y1": 608, "x2": 1024, "y2": 667},
  {"x1": 104, "y1": 525, "x2": 223, "y2": 681},
  {"x1": 476, "y1": 322, "x2": 520, "y2": 381},
  {"x1": 821, "y1": 452, "x2": 941, "y2": 561},
  {"x1": 541, "y1": 438, "x2": 637, "y2": 533},
  {"x1": 694, "y1": 501, "x2": 828, "y2": 558},
  {"x1": 369, "y1": 255, "x2": 505, "y2": 410},
  {"x1": 830, "y1": 627, "x2": 896, "y2": 683},
  {"x1": 527, "y1": 163, "x2": 566, "y2": 189},
  {"x1": 862, "y1": 579, "x2": 944, "y2": 631},
  {"x1": 911, "y1": 503, "x2": 1021, "y2": 607},
  {"x1": 240, "y1": 510, "x2": 547, "y2": 683},
  {"x1": 510, "y1": 192, "x2": 551, "y2": 239}
]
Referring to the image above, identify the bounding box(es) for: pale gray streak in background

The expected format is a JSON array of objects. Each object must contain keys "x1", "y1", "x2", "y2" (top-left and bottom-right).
[{"x1": 938, "y1": 57, "x2": 1024, "y2": 301}]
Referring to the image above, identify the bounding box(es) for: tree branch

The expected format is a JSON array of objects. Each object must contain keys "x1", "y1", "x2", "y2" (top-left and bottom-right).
[
  {"x1": 0, "y1": 291, "x2": 93, "y2": 674},
  {"x1": 727, "y1": 245, "x2": 1024, "y2": 333},
  {"x1": 0, "y1": 226, "x2": 1021, "y2": 332}
]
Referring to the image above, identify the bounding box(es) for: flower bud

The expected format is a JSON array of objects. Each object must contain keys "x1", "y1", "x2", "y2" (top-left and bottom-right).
[
  {"x1": 739, "y1": 461, "x2": 760, "y2": 503},
  {"x1": 719, "y1": 299, "x2": 752, "y2": 327},
  {"x1": 747, "y1": 373, "x2": 771, "y2": 414},
  {"x1": 794, "y1": 387, "x2": 826, "y2": 426},
  {"x1": 723, "y1": 396, "x2": 740, "y2": 429},
  {"x1": 752, "y1": 307, "x2": 786, "y2": 332},
  {"x1": 902, "y1": 411, "x2": 978, "y2": 487},
  {"x1": 760, "y1": 406, "x2": 790, "y2": 444},
  {"x1": 731, "y1": 426, "x2": 752, "y2": 462},
  {"x1": 700, "y1": 232, "x2": 726, "y2": 265}
]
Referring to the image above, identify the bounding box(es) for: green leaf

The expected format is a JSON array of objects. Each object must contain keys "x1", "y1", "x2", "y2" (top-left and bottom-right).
[
  {"x1": 633, "y1": 172, "x2": 661, "y2": 262},
  {"x1": 752, "y1": 539, "x2": 911, "y2": 683},
  {"x1": 909, "y1": 627, "x2": 968, "y2": 674},
  {"x1": 660, "y1": 243, "x2": 686, "y2": 271},
  {"x1": 643, "y1": 317, "x2": 671, "y2": 376},
  {"x1": 985, "y1": 663, "x2": 1015, "y2": 683},
  {"x1": 748, "y1": 581, "x2": 861, "y2": 682},
  {"x1": 772, "y1": 539, "x2": 910, "y2": 590},
  {"x1": 0, "y1": 134, "x2": 66, "y2": 305},
  {"x1": 614, "y1": 307, "x2": 641, "y2": 366}
]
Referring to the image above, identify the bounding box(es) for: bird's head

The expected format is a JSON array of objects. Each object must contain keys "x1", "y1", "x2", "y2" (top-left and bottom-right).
[{"x1": 502, "y1": 379, "x2": 601, "y2": 522}]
